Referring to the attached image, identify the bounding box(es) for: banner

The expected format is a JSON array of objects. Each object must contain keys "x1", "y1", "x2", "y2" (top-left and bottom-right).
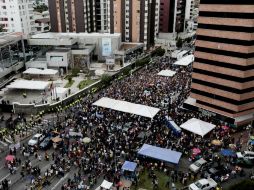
[
  {"x1": 106, "y1": 58, "x2": 115, "y2": 65},
  {"x1": 102, "y1": 38, "x2": 112, "y2": 56}
]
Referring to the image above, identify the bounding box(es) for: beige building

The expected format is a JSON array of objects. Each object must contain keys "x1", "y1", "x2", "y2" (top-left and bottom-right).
[
  {"x1": 189, "y1": 0, "x2": 254, "y2": 126},
  {"x1": 108, "y1": 0, "x2": 160, "y2": 49}
]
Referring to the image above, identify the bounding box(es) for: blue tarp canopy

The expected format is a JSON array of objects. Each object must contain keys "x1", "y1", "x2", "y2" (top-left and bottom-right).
[
  {"x1": 137, "y1": 144, "x2": 182, "y2": 164},
  {"x1": 121, "y1": 161, "x2": 137, "y2": 172},
  {"x1": 165, "y1": 116, "x2": 181, "y2": 136},
  {"x1": 220, "y1": 149, "x2": 236, "y2": 157},
  {"x1": 250, "y1": 140, "x2": 254, "y2": 145}
]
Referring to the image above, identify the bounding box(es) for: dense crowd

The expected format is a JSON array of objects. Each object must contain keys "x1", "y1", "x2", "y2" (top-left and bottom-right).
[{"x1": 1, "y1": 56, "x2": 252, "y2": 190}]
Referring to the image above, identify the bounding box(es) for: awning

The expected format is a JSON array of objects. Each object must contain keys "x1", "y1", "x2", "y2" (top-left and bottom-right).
[
  {"x1": 93, "y1": 97, "x2": 160, "y2": 118},
  {"x1": 220, "y1": 149, "x2": 236, "y2": 157},
  {"x1": 173, "y1": 54, "x2": 194, "y2": 66},
  {"x1": 23, "y1": 68, "x2": 58, "y2": 75},
  {"x1": 100, "y1": 180, "x2": 113, "y2": 189},
  {"x1": 137, "y1": 144, "x2": 182, "y2": 164},
  {"x1": 7, "y1": 79, "x2": 50, "y2": 90},
  {"x1": 157, "y1": 70, "x2": 176, "y2": 77},
  {"x1": 52, "y1": 137, "x2": 62, "y2": 143},
  {"x1": 180, "y1": 118, "x2": 216, "y2": 137},
  {"x1": 121, "y1": 161, "x2": 137, "y2": 172}
]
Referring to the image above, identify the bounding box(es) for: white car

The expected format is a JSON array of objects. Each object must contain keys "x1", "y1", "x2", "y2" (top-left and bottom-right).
[
  {"x1": 236, "y1": 151, "x2": 254, "y2": 160},
  {"x1": 28, "y1": 134, "x2": 45, "y2": 146},
  {"x1": 189, "y1": 178, "x2": 217, "y2": 190},
  {"x1": 189, "y1": 158, "x2": 207, "y2": 173}
]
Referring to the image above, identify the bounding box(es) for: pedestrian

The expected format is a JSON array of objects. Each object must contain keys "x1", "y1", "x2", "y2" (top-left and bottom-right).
[
  {"x1": 38, "y1": 154, "x2": 42, "y2": 161},
  {"x1": 52, "y1": 152, "x2": 55, "y2": 160},
  {"x1": 20, "y1": 170, "x2": 24, "y2": 178},
  {"x1": 165, "y1": 177, "x2": 171, "y2": 188}
]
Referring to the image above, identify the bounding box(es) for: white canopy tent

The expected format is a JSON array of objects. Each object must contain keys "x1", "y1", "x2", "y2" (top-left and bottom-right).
[
  {"x1": 23, "y1": 68, "x2": 58, "y2": 75},
  {"x1": 53, "y1": 87, "x2": 68, "y2": 100},
  {"x1": 93, "y1": 97, "x2": 160, "y2": 118},
  {"x1": 173, "y1": 54, "x2": 194, "y2": 66},
  {"x1": 180, "y1": 118, "x2": 216, "y2": 137},
  {"x1": 7, "y1": 80, "x2": 50, "y2": 90},
  {"x1": 100, "y1": 180, "x2": 113, "y2": 189},
  {"x1": 157, "y1": 70, "x2": 176, "y2": 77}
]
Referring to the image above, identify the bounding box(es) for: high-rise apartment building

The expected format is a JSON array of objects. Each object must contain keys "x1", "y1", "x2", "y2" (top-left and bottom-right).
[
  {"x1": 48, "y1": 0, "x2": 160, "y2": 49},
  {"x1": 108, "y1": 0, "x2": 160, "y2": 49},
  {"x1": 190, "y1": 0, "x2": 254, "y2": 125},
  {"x1": 48, "y1": 0, "x2": 96, "y2": 33},
  {"x1": 159, "y1": 0, "x2": 187, "y2": 33},
  {"x1": 175, "y1": 0, "x2": 186, "y2": 32},
  {"x1": 94, "y1": 0, "x2": 110, "y2": 33},
  {"x1": 0, "y1": 0, "x2": 35, "y2": 36},
  {"x1": 159, "y1": 0, "x2": 176, "y2": 33}
]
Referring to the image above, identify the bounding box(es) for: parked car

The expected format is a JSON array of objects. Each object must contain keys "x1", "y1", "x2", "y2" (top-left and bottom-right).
[
  {"x1": 39, "y1": 137, "x2": 52, "y2": 150},
  {"x1": 204, "y1": 166, "x2": 231, "y2": 182},
  {"x1": 28, "y1": 134, "x2": 45, "y2": 146},
  {"x1": 189, "y1": 178, "x2": 217, "y2": 190},
  {"x1": 189, "y1": 158, "x2": 210, "y2": 173},
  {"x1": 236, "y1": 151, "x2": 254, "y2": 160},
  {"x1": 236, "y1": 158, "x2": 254, "y2": 168}
]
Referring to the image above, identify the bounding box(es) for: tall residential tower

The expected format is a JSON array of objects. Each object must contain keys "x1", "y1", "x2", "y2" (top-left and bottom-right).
[
  {"x1": 190, "y1": 0, "x2": 254, "y2": 125},
  {"x1": 0, "y1": 0, "x2": 35, "y2": 36},
  {"x1": 48, "y1": 0, "x2": 96, "y2": 33},
  {"x1": 109, "y1": 0, "x2": 160, "y2": 49}
]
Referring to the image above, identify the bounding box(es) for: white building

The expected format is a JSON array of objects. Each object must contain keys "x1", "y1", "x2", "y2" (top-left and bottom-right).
[
  {"x1": 37, "y1": 0, "x2": 48, "y2": 6},
  {"x1": 185, "y1": 0, "x2": 195, "y2": 21},
  {"x1": 0, "y1": 0, "x2": 35, "y2": 37},
  {"x1": 97, "y1": 0, "x2": 110, "y2": 33},
  {"x1": 33, "y1": 11, "x2": 50, "y2": 33},
  {"x1": 184, "y1": 0, "x2": 197, "y2": 32}
]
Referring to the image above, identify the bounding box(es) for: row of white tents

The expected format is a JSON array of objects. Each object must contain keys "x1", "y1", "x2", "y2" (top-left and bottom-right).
[{"x1": 93, "y1": 97, "x2": 216, "y2": 137}]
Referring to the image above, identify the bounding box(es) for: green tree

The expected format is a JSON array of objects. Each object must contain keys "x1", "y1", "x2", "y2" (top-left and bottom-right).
[
  {"x1": 68, "y1": 76, "x2": 72, "y2": 83},
  {"x1": 176, "y1": 38, "x2": 183, "y2": 48},
  {"x1": 101, "y1": 74, "x2": 112, "y2": 86},
  {"x1": 34, "y1": 4, "x2": 48, "y2": 13},
  {"x1": 71, "y1": 68, "x2": 80, "y2": 77},
  {"x1": 0, "y1": 25, "x2": 4, "y2": 32}
]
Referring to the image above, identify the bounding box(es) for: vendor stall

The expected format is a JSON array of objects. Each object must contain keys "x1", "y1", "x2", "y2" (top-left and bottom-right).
[{"x1": 121, "y1": 161, "x2": 137, "y2": 180}]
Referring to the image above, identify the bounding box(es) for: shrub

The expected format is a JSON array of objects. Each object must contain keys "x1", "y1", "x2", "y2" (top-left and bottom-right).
[
  {"x1": 136, "y1": 57, "x2": 151, "y2": 67},
  {"x1": 122, "y1": 66, "x2": 131, "y2": 76},
  {"x1": 68, "y1": 76, "x2": 72, "y2": 83},
  {"x1": 176, "y1": 38, "x2": 183, "y2": 48},
  {"x1": 71, "y1": 68, "x2": 80, "y2": 77},
  {"x1": 153, "y1": 47, "x2": 165, "y2": 57},
  {"x1": 101, "y1": 74, "x2": 112, "y2": 86}
]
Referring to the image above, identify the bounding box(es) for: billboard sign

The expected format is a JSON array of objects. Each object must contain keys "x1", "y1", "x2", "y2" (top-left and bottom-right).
[
  {"x1": 106, "y1": 58, "x2": 115, "y2": 65},
  {"x1": 102, "y1": 38, "x2": 112, "y2": 56}
]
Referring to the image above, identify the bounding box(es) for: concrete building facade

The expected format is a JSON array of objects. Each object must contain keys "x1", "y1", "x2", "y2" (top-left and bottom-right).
[
  {"x1": 48, "y1": 0, "x2": 96, "y2": 33},
  {"x1": 108, "y1": 0, "x2": 160, "y2": 49},
  {"x1": 159, "y1": 0, "x2": 187, "y2": 33},
  {"x1": 190, "y1": 0, "x2": 254, "y2": 125},
  {"x1": 0, "y1": 0, "x2": 35, "y2": 36}
]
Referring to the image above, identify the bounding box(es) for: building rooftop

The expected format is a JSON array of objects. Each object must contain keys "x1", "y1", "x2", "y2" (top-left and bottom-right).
[
  {"x1": 0, "y1": 32, "x2": 23, "y2": 47},
  {"x1": 30, "y1": 32, "x2": 121, "y2": 40},
  {"x1": 35, "y1": 18, "x2": 50, "y2": 23}
]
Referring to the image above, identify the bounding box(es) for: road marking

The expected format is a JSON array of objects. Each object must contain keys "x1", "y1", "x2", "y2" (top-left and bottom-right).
[
  {"x1": 0, "y1": 140, "x2": 8, "y2": 147},
  {"x1": 0, "y1": 173, "x2": 10, "y2": 181},
  {"x1": 51, "y1": 174, "x2": 69, "y2": 190}
]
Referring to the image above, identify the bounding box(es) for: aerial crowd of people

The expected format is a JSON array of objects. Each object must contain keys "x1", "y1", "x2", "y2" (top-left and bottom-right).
[{"x1": 1, "y1": 55, "x2": 253, "y2": 190}]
